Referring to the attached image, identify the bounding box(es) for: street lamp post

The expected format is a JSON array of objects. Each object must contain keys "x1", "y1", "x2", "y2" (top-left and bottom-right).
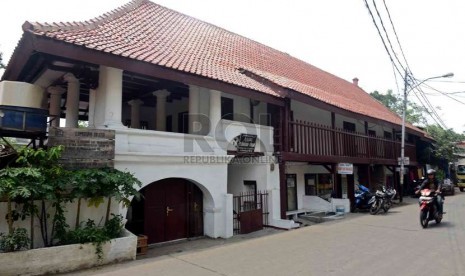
[{"x1": 399, "y1": 71, "x2": 453, "y2": 202}]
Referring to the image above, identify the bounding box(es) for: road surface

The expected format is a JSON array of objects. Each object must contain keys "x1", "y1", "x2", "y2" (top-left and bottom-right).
[{"x1": 68, "y1": 190, "x2": 465, "y2": 276}]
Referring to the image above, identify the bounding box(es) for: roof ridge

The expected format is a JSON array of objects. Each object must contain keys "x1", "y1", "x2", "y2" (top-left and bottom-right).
[{"x1": 22, "y1": 0, "x2": 147, "y2": 33}]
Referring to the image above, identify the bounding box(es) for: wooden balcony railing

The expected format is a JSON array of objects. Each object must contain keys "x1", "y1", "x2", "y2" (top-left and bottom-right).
[{"x1": 288, "y1": 120, "x2": 416, "y2": 162}]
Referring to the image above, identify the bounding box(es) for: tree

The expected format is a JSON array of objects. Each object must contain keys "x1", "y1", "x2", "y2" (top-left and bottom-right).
[
  {"x1": 0, "y1": 51, "x2": 5, "y2": 69},
  {"x1": 371, "y1": 89, "x2": 465, "y2": 164},
  {"x1": 425, "y1": 124, "x2": 465, "y2": 162},
  {"x1": 370, "y1": 90, "x2": 427, "y2": 125}
]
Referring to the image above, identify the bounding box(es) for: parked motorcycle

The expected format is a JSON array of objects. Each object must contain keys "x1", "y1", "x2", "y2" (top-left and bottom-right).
[
  {"x1": 354, "y1": 184, "x2": 378, "y2": 214},
  {"x1": 380, "y1": 186, "x2": 397, "y2": 212},
  {"x1": 418, "y1": 188, "x2": 442, "y2": 228},
  {"x1": 370, "y1": 189, "x2": 385, "y2": 215}
]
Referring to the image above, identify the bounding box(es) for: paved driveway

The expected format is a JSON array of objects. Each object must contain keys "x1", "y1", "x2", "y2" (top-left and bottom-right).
[{"x1": 67, "y1": 190, "x2": 465, "y2": 276}]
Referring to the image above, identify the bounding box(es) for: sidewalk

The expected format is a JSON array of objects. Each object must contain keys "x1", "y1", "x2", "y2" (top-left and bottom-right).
[
  {"x1": 138, "y1": 227, "x2": 286, "y2": 259},
  {"x1": 65, "y1": 199, "x2": 414, "y2": 275}
]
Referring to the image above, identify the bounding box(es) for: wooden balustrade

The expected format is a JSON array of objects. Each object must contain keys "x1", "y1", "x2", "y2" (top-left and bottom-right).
[{"x1": 287, "y1": 120, "x2": 416, "y2": 162}]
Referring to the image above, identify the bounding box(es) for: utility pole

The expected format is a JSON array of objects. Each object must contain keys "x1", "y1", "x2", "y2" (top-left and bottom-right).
[
  {"x1": 398, "y1": 71, "x2": 453, "y2": 203},
  {"x1": 399, "y1": 70, "x2": 408, "y2": 203}
]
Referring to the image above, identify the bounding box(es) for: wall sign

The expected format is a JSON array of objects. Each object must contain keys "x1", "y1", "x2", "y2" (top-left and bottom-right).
[
  {"x1": 236, "y1": 133, "x2": 257, "y2": 153},
  {"x1": 48, "y1": 127, "x2": 115, "y2": 169},
  {"x1": 337, "y1": 163, "x2": 353, "y2": 175}
]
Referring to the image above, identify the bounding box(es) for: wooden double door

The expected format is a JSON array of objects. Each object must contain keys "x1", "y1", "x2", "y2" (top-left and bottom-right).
[{"x1": 144, "y1": 178, "x2": 203, "y2": 244}]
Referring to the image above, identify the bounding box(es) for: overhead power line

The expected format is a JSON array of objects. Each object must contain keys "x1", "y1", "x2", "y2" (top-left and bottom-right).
[
  {"x1": 363, "y1": 0, "x2": 404, "y2": 77},
  {"x1": 421, "y1": 83, "x2": 465, "y2": 105},
  {"x1": 363, "y1": 0, "x2": 448, "y2": 128}
]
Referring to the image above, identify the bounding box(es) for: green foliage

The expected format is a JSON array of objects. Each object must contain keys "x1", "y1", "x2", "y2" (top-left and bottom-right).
[
  {"x1": 370, "y1": 90, "x2": 428, "y2": 125},
  {"x1": 425, "y1": 124, "x2": 465, "y2": 162},
  {"x1": 61, "y1": 215, "x2": 124, "y2": 259},
  {"x1": 436, "y1": 169, "x2": 445, "y2": 182},
  {"x1": 70, "y1": 167, "x2": 142, "y2": 207},
  {"x1": 0, "y1": 145, "x2": 142, "y2": 253},
  {"x1": 0, "y1": 228, "x2": 30, "y2": 252},
  {"x1": 0, "y1": 51, "x2": 5, "y2": 69},
  {"x1": 51, "y1": 198, "x2": 69, "y2": 244},
  {"x1": 0, "y1": 167, "x2": 43, "y2": 199}
]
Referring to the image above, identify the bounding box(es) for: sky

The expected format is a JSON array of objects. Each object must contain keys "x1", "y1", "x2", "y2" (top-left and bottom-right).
[{"x1": 1, "y1": 0, "x2": 464, "y2": 132}]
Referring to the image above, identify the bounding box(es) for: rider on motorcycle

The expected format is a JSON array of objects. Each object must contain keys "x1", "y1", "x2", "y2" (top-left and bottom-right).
[{"x1": 415, "y1": 169, "x2": 443, "y2": 215}]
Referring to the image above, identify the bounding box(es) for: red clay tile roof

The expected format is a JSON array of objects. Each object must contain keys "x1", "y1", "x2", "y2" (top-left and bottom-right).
[{"x1": 22, "y1": 0, "x2": 419, "y2": 131}]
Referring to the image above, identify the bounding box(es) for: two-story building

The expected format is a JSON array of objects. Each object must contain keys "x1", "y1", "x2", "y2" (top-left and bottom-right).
[{"x1": 1, "y1": 0, "x2": 431, "y2": 244}]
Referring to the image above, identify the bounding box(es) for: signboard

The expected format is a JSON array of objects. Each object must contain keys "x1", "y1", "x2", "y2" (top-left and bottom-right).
[
  {"x1": 395, "y1": 167, "x2": 408, "y2": 174},
  {"x1": 337, "y1": 163, "x2": 353, "y2": 175},
  {"x1": 236, "y1": 134, "x2": 257, "y2": 153},
  {"x1": 397, "y1": 157, "x2": 410, "y2": 166},
  {"x1": 48, "y1": 127, "x2": 115, "y2": 169}
]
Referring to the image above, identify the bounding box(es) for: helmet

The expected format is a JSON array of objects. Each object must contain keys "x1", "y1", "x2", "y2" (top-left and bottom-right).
[{"x1": 427, "y1": 169, "x2": 436, "y2": 175}]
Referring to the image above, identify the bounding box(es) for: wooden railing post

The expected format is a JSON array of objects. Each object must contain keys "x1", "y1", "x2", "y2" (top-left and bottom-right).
[
  {"x1": 331, "y1": 112, "x2": 336, "y2": 156},
  {"x1": 282, "y1": 98, "x2": 290, "y2": 153}
]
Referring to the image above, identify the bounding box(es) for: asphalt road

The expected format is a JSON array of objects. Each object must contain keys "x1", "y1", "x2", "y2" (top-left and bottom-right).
[{"x1": 68, "y1": 189, "x2": 465, "y2": 276}]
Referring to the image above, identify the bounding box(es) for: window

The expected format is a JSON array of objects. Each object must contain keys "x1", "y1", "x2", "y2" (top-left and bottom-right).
[
  {"x1": 384, "y1": 131, "x2": 392, "y2": 140},
  {"x1": 304, "y1": 174, "x2": 316, "y2": 195},
  {"x1": 221, "y1": 97, "x2": 234, "y2": 120},
  {"x1": 368, "y1": 130, "x2": 376, "y2": 137},
  {"x1": 304, "y1": 173, "x2": 333, "y2": 198},
  {"x1": 166, "y1": 115, "x2": 173, "y2": 132},
  {"x1": 178, "y1": 111, "x2": 188, "y2": 133},
  {"x1": 317, "y1": 174, "x2": 333, "y2": 199},
  {"x1": 457, "y1": 165, "x2": 465, "y2": 175},
  {"x1": 343, "y1": 121, "x2": 356, "y2": 132}
]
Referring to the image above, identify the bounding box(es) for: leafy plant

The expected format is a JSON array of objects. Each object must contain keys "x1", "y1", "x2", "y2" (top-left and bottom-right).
[
  {"x1": 0, "y1": 167, "x2": 43, "y2": 234},
  {"x1": 0, "y1": 228, "x2": 30, "y2": 252},
  {"x1": 70, "y1": 168, "x2": 141, "y2": 226},
  {"x1": 11, "y1": 146, "x2": 71, "y2": 247},
  {"x1": 61, "y1": 215, "x2": 124, "y2": 259}
]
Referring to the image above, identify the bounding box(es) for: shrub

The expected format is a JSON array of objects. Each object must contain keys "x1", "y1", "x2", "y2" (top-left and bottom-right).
[
  {"x1": 0, "y1": 228, "x2": 30, "y2": 252},
  {"x1": 61, "y1": 214, "x2": 124, "y2": 259}
]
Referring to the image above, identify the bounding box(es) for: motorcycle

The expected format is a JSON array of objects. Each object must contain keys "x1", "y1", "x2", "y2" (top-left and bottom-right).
[
  {"x1": 380, "y1": 186, "x2": 397, "y2": 212},
  {"x1": 411, "y1": 177, "x2": 425, "y2": 198},
  {"x1": 370, "y1": 189, "x2": 385, "y2": 215},
  {"x1": 418, "y1": 188, "x2": 442, "y2": 228},
  {"x1": 354, "y1": 184, "x2": 378, "y2": 214}
]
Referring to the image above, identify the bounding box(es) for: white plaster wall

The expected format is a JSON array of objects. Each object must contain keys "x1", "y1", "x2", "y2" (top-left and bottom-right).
[
  {"x1": 115, "y1": 128, "x2": 227, "y2": 155},
  {"x1": 291, "y1": 100, "x2": 332, "y2": 125},
  {"x1": 0, "y1": 81, "x2": 46, "y2": 109},
  {"x1": 115, "y1": 153, "x2": 231, "y2": 239},
  {"x1": 0, "y1": 199, "x2": 118, "y2": 249},
  {"x1": 227, "y1": 159, "x2": 269, "y2": 194},
  {"x1": 221, "y1": 119, "x2": 274, "y2": 154},
  {"x1": 227, "y1": 157, "x2": 295, "y2": 229},
  {"x1": 0, "y1": 229, "x2": 136, "y2": 276},
  {"x1": 253, "y1": 101, "x2": 269, "y2": 126},
  {"x1": 284, "y1": 162, "x2": 331, "y2": 209},
  {"x1": 199, "y1": 87, "x2": 210, "y2": 116}
]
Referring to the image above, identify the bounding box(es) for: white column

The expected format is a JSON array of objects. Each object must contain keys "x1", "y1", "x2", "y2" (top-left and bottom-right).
[
  {"x1": 188, "y1": 85, "x2": 200, "y2": 134},
  {"x1": 63, "y1": 73, "x2": 80, "y2": 128},
  {"x1": 209, "y1": 89, "x2": 222, "y2": 137},
  {"x1": 128, "y1": 99, "x2": 144, "y2": 129},
  {"x1": 153, "y1": 90, "x2": 170, "y2": 131},
  {"x1": 87, "y1": 88, "x2": 97, "y2": 128},
  {"x1": 47, "y1": 86, "x2": 65, "y2": 128},
  {"x1": 100, "y1": 66, "x2": 124, "y2": 128}
]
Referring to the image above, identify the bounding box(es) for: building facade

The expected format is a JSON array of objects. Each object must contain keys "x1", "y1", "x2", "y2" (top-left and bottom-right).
[{"x1": 1, "y1": 0, "x2": 431, "y2": 244}]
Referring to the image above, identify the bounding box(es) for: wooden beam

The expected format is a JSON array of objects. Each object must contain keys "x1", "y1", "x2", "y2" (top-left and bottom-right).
[{"x1": 281, "y1": 151, "x2": 400, "y2": 166}]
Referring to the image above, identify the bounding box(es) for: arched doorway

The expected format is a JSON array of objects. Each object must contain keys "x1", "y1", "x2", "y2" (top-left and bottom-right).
[{"x1": 126, "y1": 178, "x2": 203, "y2": 244}]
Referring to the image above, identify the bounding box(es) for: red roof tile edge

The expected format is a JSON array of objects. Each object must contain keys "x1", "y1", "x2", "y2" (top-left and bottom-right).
[{"x1": 22, "y1": 0, "x2": 147, "y2": 33}]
